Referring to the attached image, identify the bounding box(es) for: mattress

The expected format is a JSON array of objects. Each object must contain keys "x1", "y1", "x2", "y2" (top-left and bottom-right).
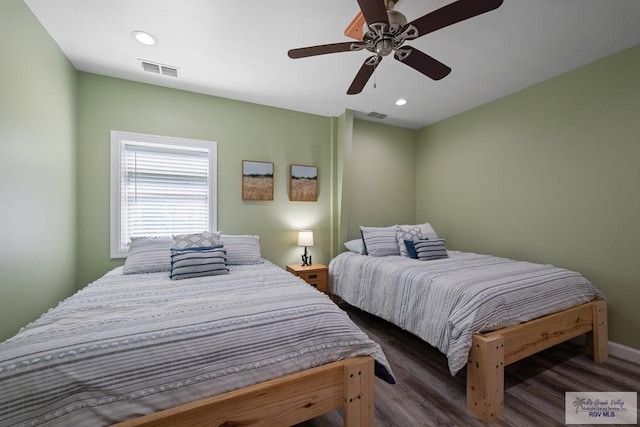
[
  {"x1": 329, "y1": 250, "x2": 605, "y2": 375},
  {"x1": 0, "y1": 260, "x2": 394, "y2": 426}
]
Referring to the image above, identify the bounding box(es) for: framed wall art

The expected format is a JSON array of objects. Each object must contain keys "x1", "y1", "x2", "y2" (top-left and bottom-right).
[
  {"x1": 242, "y1": 160, "x2": 274, "y2": 201},
  {"x1": 290, "y1": 164, "x2": 318, "y2": 202}
]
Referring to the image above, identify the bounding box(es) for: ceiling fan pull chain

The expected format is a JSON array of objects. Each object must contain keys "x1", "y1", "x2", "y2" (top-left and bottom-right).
[{"x1": 373, "y1": 63, "x2": 377, "y2": 89}]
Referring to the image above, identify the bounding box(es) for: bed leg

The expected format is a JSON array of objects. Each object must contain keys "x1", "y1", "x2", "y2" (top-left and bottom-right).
[
  {"x1": 467, "y1": 334, "x2": 505, "y2": 423},
  {"x1": 586, "y1": 301, "x2": 608, "y2": 363},
  {"x1": 343, "y1": 357, "x2": 375, "y2": 427}
]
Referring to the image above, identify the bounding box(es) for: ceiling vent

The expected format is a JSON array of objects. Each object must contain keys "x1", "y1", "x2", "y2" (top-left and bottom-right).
[
  {"x1": 140, "y1": 60, "x2": 179, "y2": 77},
  {"x1": 366, "y1": 111, "x2": 388, "y2": 120}
]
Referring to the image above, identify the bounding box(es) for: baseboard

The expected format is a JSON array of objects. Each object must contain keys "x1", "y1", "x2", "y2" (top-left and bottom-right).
[{"x1": 609, "y1": 341, "x2": 640, "y2": 365}]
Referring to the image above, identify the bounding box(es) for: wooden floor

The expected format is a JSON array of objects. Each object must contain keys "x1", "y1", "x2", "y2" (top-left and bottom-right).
[{"x1": 297, "y1": 304, "x2": 639, "y2": 427}]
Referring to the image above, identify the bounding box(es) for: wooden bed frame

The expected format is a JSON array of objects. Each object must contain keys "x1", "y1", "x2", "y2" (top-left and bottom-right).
[
  {"x1": 114, "y1": 356, "x2": 375, "y2": 427},
  {"x1": 467, "y1": 300, "x2": 608, "y2": 422},
  {"x1": 114, "y1": 300, "x2": 607, "y2": 426}
]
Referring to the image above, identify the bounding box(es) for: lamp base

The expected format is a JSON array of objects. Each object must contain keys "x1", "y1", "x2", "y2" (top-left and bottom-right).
[{"x1": 301, "y1": 249, "x2": 312, "y2": 266}]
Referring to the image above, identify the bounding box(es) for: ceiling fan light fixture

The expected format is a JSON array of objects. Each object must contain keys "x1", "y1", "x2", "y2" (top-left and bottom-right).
[
  {"x1": 132, "y1": 30, "x2": 157, "y2": 46},
  {"x1": 375, "y1": 38, "x2": 394, "y2": 56}
]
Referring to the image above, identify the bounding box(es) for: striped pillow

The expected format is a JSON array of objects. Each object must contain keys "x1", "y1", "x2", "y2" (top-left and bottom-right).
[
  {"x1": 360, "y1": 226, "x2": 400, "y2": 257},
  {"x1": 219, "y1": 234, "x2": 262, "y2": 265},
  {"x1": 170, "y1": 246, "x2": 229, "y2": 280},
  {"x1": 414, "y1": 239, "x2": 448, "y2": 261},
  {"x1": 123, "y1": 236, "x2": 173, "y2": 274}
]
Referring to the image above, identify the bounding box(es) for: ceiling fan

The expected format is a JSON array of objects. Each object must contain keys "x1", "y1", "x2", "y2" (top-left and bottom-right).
[{"x1": 287, "y1": 0, "x2": 503, "y2": 95}]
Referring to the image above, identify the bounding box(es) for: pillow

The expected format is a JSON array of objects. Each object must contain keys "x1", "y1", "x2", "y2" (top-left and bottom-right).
[
  {"x1": 173, "y1": 231, "x2": 221, "y2": 249},
  {"x1": 399, "y1": 222, "x2": 439, "y2": 240},
  {"x1": 344, "y1": 239, "x2": 366, "y2": 254},
  {"x1": 170, "y1": 246, "x2": 229, "y2": 280},
  {"x1": 123, "y1": 236, "x2": 173, "y2": 274},
  {"x1": 360, "y1": 225, "x2": 399, "y2": 257},
  {"x1": 219, "y1": 234, "x2": 262, "y2": 265},
  {"x1": 403, "y1": 239, "x2": 419, "y2": 259},
  {"x1": 414, "y1": 239, "x2": 448, "y2": 261},
  {"x1": 396, "y1": 226, "x2": 422, "y2": 257}
]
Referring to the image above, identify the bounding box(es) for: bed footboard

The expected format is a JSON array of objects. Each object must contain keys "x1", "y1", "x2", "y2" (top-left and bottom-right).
[
  {"x1": 466, "y1": 300, "x2": 608, "y2": 423},
  {"x1": 114, "y1": 356, "x2": 374, "y2": 427}
]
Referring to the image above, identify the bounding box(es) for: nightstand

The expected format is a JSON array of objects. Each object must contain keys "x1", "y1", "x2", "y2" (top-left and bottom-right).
[{"x1": 286, "y1": 263, "x2": 328, "y2": 294}]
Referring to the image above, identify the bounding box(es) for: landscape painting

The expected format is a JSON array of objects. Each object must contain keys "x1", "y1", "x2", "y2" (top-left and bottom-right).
[
  {"x1": 290, "y1": 164, "x2": 318, "y2": 202},
  {"x1": 242, "y1": 160, "x2": 274, "y2": 200}
]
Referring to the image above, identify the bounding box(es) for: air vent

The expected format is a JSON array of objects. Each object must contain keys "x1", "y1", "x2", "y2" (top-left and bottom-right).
[
  {"x1": 160, "y1": 66, "x2": 178, "y2": 77},
  {"x1": 141, "y1": 61, "x2": 160, "y2": 73},
  {"x1": 366, "y1": 111, "x2": 388, "y2": 120},
  {"x1": 140, "y1": 60, "x2": 179, "y2": 77}
]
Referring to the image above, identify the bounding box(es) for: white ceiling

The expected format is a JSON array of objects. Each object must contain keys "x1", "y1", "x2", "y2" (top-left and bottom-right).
[{"x1": 25, "y1": 0, "x2": 640, "y2": 129}]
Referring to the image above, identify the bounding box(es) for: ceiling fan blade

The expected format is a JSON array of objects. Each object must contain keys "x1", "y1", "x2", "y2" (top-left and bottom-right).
[
  {"x1": 356, "y1": 0, "x2": 389, "y2": 26},
  {"x1": 407, "y1": 0, "x2": 503, "y2": 39},
  {"x1": 288, "y1": 42, "x2": 364, "y2": 59},
  {"x1": 346, "y1": 0, "x2": 401, "y2": 40},
  {"x1": 395, "y1": 47, "x2": 451, "y2": 80},
  {"x1": 344, "y1": 12, "x2": 366, "y2": 40},
  {"x1": 347, "y1": 56, "x2": 378, "y2": 95}
]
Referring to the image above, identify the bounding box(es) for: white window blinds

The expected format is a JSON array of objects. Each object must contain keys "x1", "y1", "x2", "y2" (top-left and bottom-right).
[{"x1": 110, "y1": 131, "x2": 217, "y2": 258}]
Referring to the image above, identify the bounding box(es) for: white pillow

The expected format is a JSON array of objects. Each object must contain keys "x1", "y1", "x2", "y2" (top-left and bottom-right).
[
  {"x1": 219, "y1": 234, "x2": 263, "y2": 265},
  {"x1": 173, "y1": 231, "x2": 221, "y2": 249},
  {"x1": 396, "y1": 226, "x2": 422, "y2": 257},
  {"x1": 399, "y1": 222, "x2": 439, "y2": 240},
  {"x1": 360, "y1": 225, "x2": 400, "y2": 257},
  {"x1": 344, "y1": 239, "x2": 366, "y2": 254}
]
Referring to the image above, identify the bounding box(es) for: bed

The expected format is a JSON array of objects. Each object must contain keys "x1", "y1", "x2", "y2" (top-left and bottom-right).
[
  {"x1": 0, "y1": 256, "x2": 395, "y2": 426},
  {"x1": 329, "y1": 238, "x2": 607, "y2": 422}
]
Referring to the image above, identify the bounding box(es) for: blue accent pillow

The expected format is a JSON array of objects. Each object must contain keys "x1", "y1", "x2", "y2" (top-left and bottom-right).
[
  {"x1": 170, "y1": 246, "x2": 229, "y2": 280},
  {"x1": 404, "y1": 239, "x2": 419, "y2": 259}
]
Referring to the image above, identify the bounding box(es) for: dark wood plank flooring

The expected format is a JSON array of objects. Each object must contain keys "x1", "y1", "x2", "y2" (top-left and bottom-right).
[{"x1": 297, "y1": 304, "x2": 639, "y2": 427}]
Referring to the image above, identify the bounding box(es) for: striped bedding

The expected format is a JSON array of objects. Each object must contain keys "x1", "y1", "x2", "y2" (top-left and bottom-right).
[
  {"x1": 329, "y1": 251, "x2": 605, "y2": 375},
  {"x1": 0, "y1": 260, "x2": 394, "y2": 426}
]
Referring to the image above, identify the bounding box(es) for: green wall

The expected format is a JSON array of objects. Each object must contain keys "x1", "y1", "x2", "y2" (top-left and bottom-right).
[
  {"x1": 0, "y1": 0, "x2": 77, "y2": 340},
  {"x1": 416, "y1": 44, "x2": 640, "y2": 349},
  {"x1": 76, "y1": 73, "x2": 333, "y2": 284},
  {"x1": 346, "y1": 119, "x2": 417, "y2": 241}
]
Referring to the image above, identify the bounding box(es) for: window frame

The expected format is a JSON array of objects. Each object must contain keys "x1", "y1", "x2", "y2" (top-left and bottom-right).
[{"x1": 110, "y1": 130, "x2": 217, "y2": 258}]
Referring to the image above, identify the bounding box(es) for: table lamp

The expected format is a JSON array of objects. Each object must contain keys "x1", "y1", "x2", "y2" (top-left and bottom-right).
[{"x1": 297, "y1": 230, "x2": 314, "y2": 266}]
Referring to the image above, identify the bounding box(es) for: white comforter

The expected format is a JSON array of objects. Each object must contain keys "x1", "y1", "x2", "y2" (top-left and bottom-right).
[
  {"x1": 0, "y1": 261, "x2": 393, "y2": 426},
  {"x1": 329, "y1": 251, "x2": 605, "y2": 375}
]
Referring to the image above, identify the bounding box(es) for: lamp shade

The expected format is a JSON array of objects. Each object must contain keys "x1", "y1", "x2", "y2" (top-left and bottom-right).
[{"x1": 297, "y1": 230, "x2": 314, "y2": 247}]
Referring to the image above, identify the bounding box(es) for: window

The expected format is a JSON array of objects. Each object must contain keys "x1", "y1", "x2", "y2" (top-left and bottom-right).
[{"x1": 110, "y1": 131, "x2": 217, "y2": 258}]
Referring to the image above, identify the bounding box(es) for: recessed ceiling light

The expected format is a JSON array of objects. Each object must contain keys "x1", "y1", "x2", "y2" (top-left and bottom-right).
[
  {"x1": 132, "y1": 30, "x2": 157, "y2": 46},
  {"x1": 395, "y1": 98, "x2": 407, "y2": 106}
]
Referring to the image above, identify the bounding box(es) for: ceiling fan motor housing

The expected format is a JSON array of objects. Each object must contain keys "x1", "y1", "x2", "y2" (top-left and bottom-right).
[{"x1": 362, "y1": 9, "x2": 408, "y2": 37}]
